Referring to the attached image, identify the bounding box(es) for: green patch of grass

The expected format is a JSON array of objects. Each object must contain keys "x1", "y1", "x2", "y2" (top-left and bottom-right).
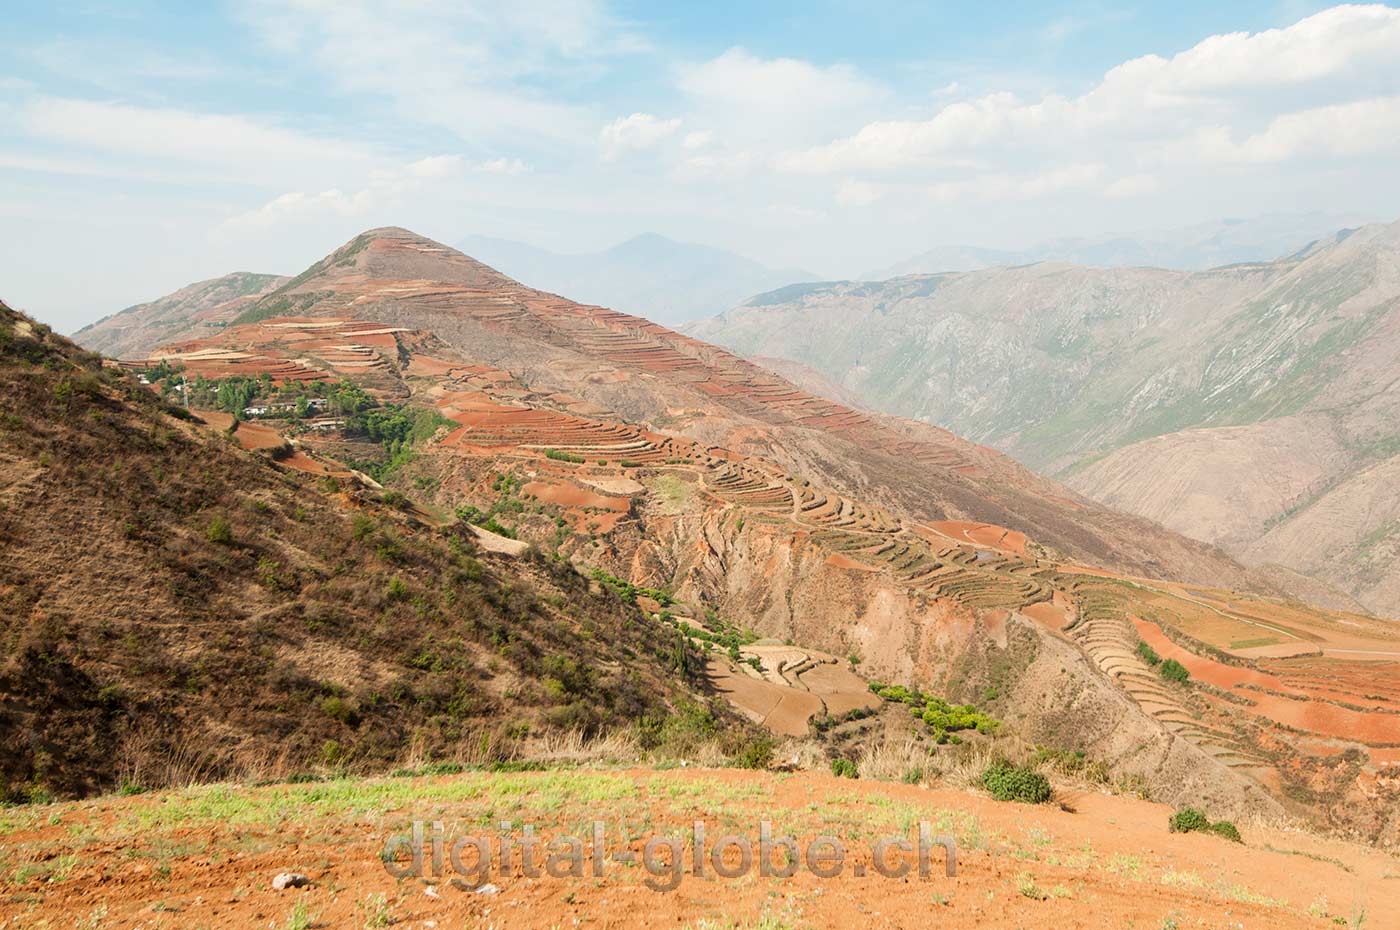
[
  {"x1": 649, "y1": 474, "x2": 694, "y2": 515},
  {"x1": 1229, "y1": 637, "x2": 1280, "y2": 650}
]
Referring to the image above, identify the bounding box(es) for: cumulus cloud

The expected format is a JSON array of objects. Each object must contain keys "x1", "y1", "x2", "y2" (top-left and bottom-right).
[
  {"x1": 678, "y1": 47, "x2": 887, "y2": 147},
  {"x1": 599, "y1": 113, "x2": 682, "y2": 160},
  {"x1": 778, "y1": 3, "x2": 1400, "y2": 192},
  {"x1": 221, "y1": 188, "x2": 376, "y2": 230}
]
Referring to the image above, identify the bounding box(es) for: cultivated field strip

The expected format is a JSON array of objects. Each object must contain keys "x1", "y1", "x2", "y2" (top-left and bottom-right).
[{"x1": 1062, "y1": 578, "x2": 1266, "y2": 768}]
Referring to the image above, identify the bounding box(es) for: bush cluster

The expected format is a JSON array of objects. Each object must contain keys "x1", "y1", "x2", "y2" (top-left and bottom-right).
[
  {"x1": 869, "y1": 682, "x2": 1000, "y2": 742},
  {"x1": 1168, "y1": 807, "x2": 1241, "y2": 842},
  {"x1": 981, "y1": 759, "x2": 1052, "y2": 804},
  {"x1": 1159, "y1": 658, "x2": 1190, "y2": 683}
]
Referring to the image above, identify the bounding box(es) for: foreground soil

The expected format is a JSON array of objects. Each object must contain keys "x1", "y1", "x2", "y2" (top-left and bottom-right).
[{"x1": 2, "y1": 767, "x2": 1395, "y2": 929}]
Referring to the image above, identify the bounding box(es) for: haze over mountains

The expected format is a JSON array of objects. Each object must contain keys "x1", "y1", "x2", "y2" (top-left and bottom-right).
[
  {"x1": 694, "y1": 218, "x2": 1400, "y2": 615},
  {"x1": 863, "y1": 212, "x2": 1375, "y2": 279},
  {"x1": 456, "y1": 232, "x2": 816, "y2": 326}
]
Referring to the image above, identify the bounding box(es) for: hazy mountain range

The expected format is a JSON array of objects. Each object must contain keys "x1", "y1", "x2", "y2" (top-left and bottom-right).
[
  {"x1": 863, "y1": 212, "x2": 1375, "y2": 279},
  {"x1": 455, "y1": 232, "x2": 816, "y2": 326}
]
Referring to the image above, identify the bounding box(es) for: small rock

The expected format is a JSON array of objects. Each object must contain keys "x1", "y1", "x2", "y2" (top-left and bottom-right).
[
  {"x1": 473, "y1": 883, "x2": 501, "y2": 895},
  {"x1": 424, "y1": 886, "x2": 440, "y2": 899},
  {"x1": 271, "y1": 872, "x2": 311, "y2": 891}
]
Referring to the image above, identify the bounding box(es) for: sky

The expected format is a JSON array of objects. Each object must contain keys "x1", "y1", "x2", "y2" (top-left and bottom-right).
[{"x1": 3, "y1": 1, "x2": 1400, "y2": 332}]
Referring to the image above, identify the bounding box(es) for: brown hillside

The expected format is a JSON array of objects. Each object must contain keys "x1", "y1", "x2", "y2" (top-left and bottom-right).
[
  {"x1": 73, "y1": 272, "x2": 288, "y2": 358},
  {"x1": 0, "y1": 301, "x2": 717, "y2": 801}
]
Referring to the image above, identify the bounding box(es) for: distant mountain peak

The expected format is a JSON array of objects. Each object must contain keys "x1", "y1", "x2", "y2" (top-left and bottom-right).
[{"x1": 452, "y1": 231, "x2": 818, "y2": 325}]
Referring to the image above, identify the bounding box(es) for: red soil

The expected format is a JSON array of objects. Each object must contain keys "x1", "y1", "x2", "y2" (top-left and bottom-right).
[
  {"x1": 1133, "y1": 617, "x2": 1400, "y2": 749},
  {"x1": 522, "y1": 480, "x2": 630, "y2": 512},
  {"x1": 825, "y1": 552, "x2": 881, "y2": 572},
  {"x1": 278, "y1": 451, "x2": 352, "y2": 478},
  {"x1": 927, "y1": 521, "x2": 1027, "y2": 556},
  {"x1": 1022, "y1": 598, "x2": 1071, "y2": 631},
  {"x1": 229, "y1": 421, "x2": 285, "y2": 451},
  {"x1": 6, "y1": 768, "x2": 1397, "y2": 930}
]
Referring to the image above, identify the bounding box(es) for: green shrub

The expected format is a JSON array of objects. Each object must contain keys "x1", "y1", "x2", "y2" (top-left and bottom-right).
[
  {"x1": 319, "y1": 696, "x2": 356, "y2": 724},
  {"x1": 1135, "y1": 640, "x2": 1161, "y2": 666},
  {"x1": 1168, "y1": 807, "x2": 1209, "y2": 834},
  {"x1": 385, "y1": 577, "x2": 409, "y2": 602},
  {"x1": 831, "y1": 758, "x2": 859, "y2": 779},
  {"x1": 205, "y1": 515, "x2": 232, "y2": 544},
  {"x1": 544, "y1": 449, "x2": 586, "y2": 464},
  {"x1": 981, "y1": 759, "x2": 1051, "y2": 804},
  {"x1": 1159, "y1": 658, "x2": 1190, "y2": 683},
  {"x1": 1169, "y1": 807, "x2": 1242, "y2": 842},
  {"x1": 380, "y1": 490, "x2": 410, "y2": 509},
  {"x1": 732, "y1": 737, "x2": 774, "y2": 770}
]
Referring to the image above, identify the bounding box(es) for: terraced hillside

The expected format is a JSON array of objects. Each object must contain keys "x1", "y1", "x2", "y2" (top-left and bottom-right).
[
  {"x1": 132, "y1": 299, "x2": 1400, "y2": 838},
  {"x1": 203, "y1": 226, "x2": 1253, "y2": 591}
]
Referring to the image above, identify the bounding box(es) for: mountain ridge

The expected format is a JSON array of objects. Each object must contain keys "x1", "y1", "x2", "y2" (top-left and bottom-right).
[{"x1": 693, "y1": 218, "x2": 1400, "y2": 614}]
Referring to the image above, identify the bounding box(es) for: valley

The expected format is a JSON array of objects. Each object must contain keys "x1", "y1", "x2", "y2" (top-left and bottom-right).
[{"x1": 692, "y1": 220, "x2": 1400, "y2": 616}]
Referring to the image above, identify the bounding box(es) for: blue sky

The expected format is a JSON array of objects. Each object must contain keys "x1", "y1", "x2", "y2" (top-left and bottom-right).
[{"x1": 3, "y1": 1, "x2": 1398, "y2": 331}]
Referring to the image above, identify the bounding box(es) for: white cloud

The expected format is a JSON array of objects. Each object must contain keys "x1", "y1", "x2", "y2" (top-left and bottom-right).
[
  {"x1": 678, "y1": 48, "x2": 886, "y2": 147},
  {"x1": 1186, "y1": 95, "x2": 1400, "y2": 163},
  {"x1": 218, "y1": 153, "x2": 525, "y2": 233},
  {"x1": 677, "y1": 150, "x2": 756, "y2": 181},
  {"x1": 16, "y1": 96, "x2": 376, "y2": 184},
  {"x1": 406, "y1": 155, "x2": 463, "y2": 179},
  {"x1": 683, "y1": 130, "x2": 714, "y2": 150},
  {"x1": 405, "y1": 154, "x2": 529, "y2": 178},
  {"x1": 779, "y1": 4, "x2": 1400, "y2": 182},
  {"x1": 222, "y1": 188, "x2": 376, "y2": 231},
  {"x1": 477, "y1": 157, "x2": 530, "y2": 175},
  {"x1": 599, "y1": 113, "x2": 682, "y2": 160},
  {"x1": 926, "y1": 163, "x2": 1104, "y2": 203},
  {"x1": 236, "y1": 0, "x2": 641, "y2": 147},
  {"x1": 1104, "y1": 173, "x2": 1159, "y2": 198},
  {"x1": 835, "y1": 179, "x2": 882, "y2": 207}
]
